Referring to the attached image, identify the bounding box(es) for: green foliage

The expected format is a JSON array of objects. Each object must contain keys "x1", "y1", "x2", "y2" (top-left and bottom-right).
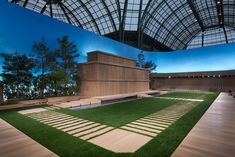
[
  {"x1": 54, "y1": 35, "x2": 80, "y2": 95},
  {"x1": 143, "y1": 60, "x2": 157, "y2": 71},
  {"x1": 136, "y1": 51, "x2": 145, "y2": 68},
  {"x1": 32, "y1": 38, "x2": 56, "y2": 97},
  {"x1": 49, "y1": 67, "x2": 71, "y2": 96},
  {"x1": 136, "y1": 51, "x2": 157, "y2": 72},
  {"x1": 55, "y1": 35, "x2": 79, "y2": 73},
  {"x1": 0, "y1": 35, "x2": 80, "y2": 101},
  {"x1": 0, "y1": 53, "x2": 36, "y2": 99}
]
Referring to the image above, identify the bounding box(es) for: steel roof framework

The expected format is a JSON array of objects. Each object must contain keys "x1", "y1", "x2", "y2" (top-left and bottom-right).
[{"x1": 10, "y1": 0, "x2": 235, "y2": 51}]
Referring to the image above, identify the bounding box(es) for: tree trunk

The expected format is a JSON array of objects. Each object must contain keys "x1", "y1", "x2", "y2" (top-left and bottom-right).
[
  {"x1": 41, "y1": 57, "x2": 45, "y2": 98},
  {"x1": 54, "y1": 80, "x2": 57, "y2": 96},
  {"x1": 16, "y1": 70, "x2": 19, "y2": 99}
]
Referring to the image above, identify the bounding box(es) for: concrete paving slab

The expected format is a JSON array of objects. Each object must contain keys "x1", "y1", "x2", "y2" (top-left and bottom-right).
[
  {"x1": 89, "y1": 129, "x2": 152, "y2": 153},
  {"x1": 120, "y1": 126, "x2": 157, "y2": 137},
  {"x1": 18, "y1": 108, "x2": 48, "y2": 115},
  {"x1": 80, "y1": 127, "x2": 114, "y2": 140}
]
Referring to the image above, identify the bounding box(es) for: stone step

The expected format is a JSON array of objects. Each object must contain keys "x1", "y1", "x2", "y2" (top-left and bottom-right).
[
  {"x1": 33, "y1": 114, "x2": 72, "y2": 121},
  {"x1": 142, "y1": 117, "x2": 175, "y2": 123},
  {"x1": 29, "y1": 114, "x2": 67, "y2": 119},
  {"x1": 126, "y1": 124, "x2": 161, "y2": 133},
  {"x1": 44, "y1": 107, "x2": 55, "y2": 110},
  {"x1": 74, "y1": 125, "x2": 107, "y2": 137},
  {"x1": 49, "y1": 106, "x2": 60, "y2": 109},
  {"x1": 149, "y1": 114, "x2": 180, "y2": 119},
  {"x1": 56, "y1": 120, "x2": 89, "y2": 129},
  {"x1": 67, "y1": 123, "x2": 100, "y2": 135},
  {"x1": 136, "y1": 119, "x2": 170, "y2": 127},
  {"x1": 45, "y1": 118, "x2": 79, "y2": 126},
  {"x1": 53, "y1": 119, "x2": 86, "y2": 128},
  {"x1": 137, "y1": 118, "x2": 171, "y2": 125},
  {"x1": 80, "y1": 127, "x2": 114, "y2": 140},
  {"x1": 120, "y1": 126, "x2": 156, "y2": 137},
  {"x1": 37, "y1": 116, "x2": 74, "y2": 122},
  {"x1": 62, "y1": 121, "x2": 94, "y2": 132},
  {"x1": 41, "y1": 117, "x2": 75, "y2": 124},
  {"x1": 131, "y1": 122, "x2": 166, "y2": 131},
  {"x1": 146, "y1": 115, "x2": 176, "y2": 121}
]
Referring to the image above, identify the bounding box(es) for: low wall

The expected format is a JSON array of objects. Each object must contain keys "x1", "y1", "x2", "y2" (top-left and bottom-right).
[
  {"x1": 47, "y1": 96, "x2": 81, "y2": 103},
  {"x1": 152, "y1": 70, "x2": 235, "y2": 92},
  {"x1": 0, "y1": 95, "x2": 82, "y2": 110}
]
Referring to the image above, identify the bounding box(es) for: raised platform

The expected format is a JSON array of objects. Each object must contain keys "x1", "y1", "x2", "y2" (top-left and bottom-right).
[
  {"x1": 54, "y1": 98, "x2": 101, "y2": 108},
  {"x1": 93, "y1": 90, "x2": 159, "y2": 102},
  {"x1": 53, "y1": 90, "x2": 159, "y2": 109},
  {"x1": 0, "y1": 118, "x2": 58, "y2": 157},
  {"x1": 171, "y1": 93, "x2": 235, "y2": 157}
]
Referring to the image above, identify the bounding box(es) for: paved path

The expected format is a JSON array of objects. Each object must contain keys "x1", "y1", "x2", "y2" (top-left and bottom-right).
[
  {"x1": 121, "y1": 101, "x2": 199, "y2": 137},
  {"x1": 27, "y1": 111, "x2": 114, "y2": 141},
  {"x1": 155, "y1": 97, "x2": 204, "y2": 102},
  {"x1": 0, "y1": 118, "x2": 58, "y2": 157},
  {"x1": 171, "y1": 93, "x2": 235, "y2": 157}
]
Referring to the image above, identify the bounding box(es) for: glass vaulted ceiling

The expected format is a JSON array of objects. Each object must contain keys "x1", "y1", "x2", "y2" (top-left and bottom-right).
[{"x1": 10, "y1": 0, "x2": 235, "y2": 51}]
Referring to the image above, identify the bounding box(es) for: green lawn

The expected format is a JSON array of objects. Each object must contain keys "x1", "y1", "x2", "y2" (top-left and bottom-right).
[
  {"x1": 0, "y1": 91, "x2": 219, "y2": 157},
  {"x1": 58, "y1": 98, "x2": 180, "y2": 127},
  {"x1": 159, "y1": 91, "x2": 206, "y2": 99}
]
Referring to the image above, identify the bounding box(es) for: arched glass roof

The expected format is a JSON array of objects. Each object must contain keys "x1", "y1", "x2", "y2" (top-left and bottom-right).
[{"x1": 9, "y1": 0, "x2": 235, "y2": 51}]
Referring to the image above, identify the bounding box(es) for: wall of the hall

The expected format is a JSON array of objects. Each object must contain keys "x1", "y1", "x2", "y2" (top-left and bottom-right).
[{"x1": 151, "y1": 70, "x2": 235, "y2": 92}]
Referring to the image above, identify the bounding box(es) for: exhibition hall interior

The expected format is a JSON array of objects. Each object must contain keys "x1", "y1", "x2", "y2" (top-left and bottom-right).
[{"x1": 0, "y1": 0, "x2": 235, "y2": 157}]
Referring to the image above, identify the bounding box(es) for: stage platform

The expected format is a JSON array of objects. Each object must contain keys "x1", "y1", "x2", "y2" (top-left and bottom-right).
[
  {"x1": 0, "y1": 118, "x2": 58, "y2": 157},
  {"x1": 93, "y1": 90, "x2": 160, "y2": 102},
  {"x1": 53, "y1": 90, "x2": 160, "y2": 109},
  {"x1": 171, "y1": 93, "x2": 235, "y2": 157}
]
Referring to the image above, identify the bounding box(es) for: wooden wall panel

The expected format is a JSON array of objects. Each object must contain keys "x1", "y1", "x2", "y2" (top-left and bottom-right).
[
  {"x1": 152, "y1": 71, "x2": 235, "y2": 92},
  {"x1": 78, "y1": 51, "x2": 149, "y2": 97},
  {"x1": 87, "y1": 51, "x2": 136, "y2": 67}
]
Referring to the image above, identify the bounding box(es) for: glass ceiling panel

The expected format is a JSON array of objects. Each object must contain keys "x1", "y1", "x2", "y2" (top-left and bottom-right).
[
  {"x1": 193, "y1": 0, "x2": 219, "y2": 28},
  {"x1": 9, "y1": 0, "x2": 235, "y2": 51},
  {"x1": 142, "y1": 0, "x2": 201, "y2": 50},
  {"x1": 187, "y1": 27, "x2": 235, "y2": 49},
  {"x1": 224, "y1": 0, "x2": 235, "y2": 27}
]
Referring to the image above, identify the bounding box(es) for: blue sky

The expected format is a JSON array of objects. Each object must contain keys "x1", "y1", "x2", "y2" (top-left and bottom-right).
[{"x1": 0, "y1": 0, "x2": 235, "y2": 73}]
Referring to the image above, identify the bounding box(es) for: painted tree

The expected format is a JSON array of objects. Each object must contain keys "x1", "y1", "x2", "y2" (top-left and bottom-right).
[
  {"x1": 0, "y1": 53, "x2": 36, "y2": 99},
  {"x1": 48, "y1": 67, "x2": 71, "y2": 96},
  {"x1": 136, "y1": 51, "x2": 145, "y2": 68},
  {"x1": 136, "y1": 51, "x2": 157, "y2": 72},
  {"x1": 143, "y1": 60, "x2": 157, "y2": 72},
  {"x1": 55, "y1": 35, "x2": 79, "y2": 73},
  {"x1": 32, "y1": 38, "x2": 56, "y2": 97},
  {"x1": 55, "y1": 35, "x2": 80, "y2": 94}
]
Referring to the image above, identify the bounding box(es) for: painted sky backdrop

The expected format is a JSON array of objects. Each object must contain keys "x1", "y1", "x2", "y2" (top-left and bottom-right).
[{"x1": 0, "y1": 0, "x2": 235, "y2": 73}]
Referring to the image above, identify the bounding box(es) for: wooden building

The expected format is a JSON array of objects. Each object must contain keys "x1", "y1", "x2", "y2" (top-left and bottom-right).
[
  {"x1": 151, "y1": 70, "x2": 235, "y2": 92},
  {"x1": 78, "y1": 51, "x2": 149, "y2": 97}
]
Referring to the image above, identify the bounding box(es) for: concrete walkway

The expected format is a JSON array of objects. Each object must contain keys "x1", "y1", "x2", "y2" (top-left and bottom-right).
[
  {"x1": 121, "y1": 101, "x2": 199, "y2": 137},
  {"x1": 26, "y1": 111, "x2": 114, "y2": 141},
  {"x1": 171, "y1": 93, "x2": 235, "y2": 157},
  {"x1": 0, "y1": 118, "x2": 58, "y2": 157}
]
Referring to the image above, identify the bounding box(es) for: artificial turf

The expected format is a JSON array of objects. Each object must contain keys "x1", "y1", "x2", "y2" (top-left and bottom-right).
[
  {"x1": 0, "y1": 91, "x2": 219, "y2": 157},
  {"x1": 57, "y1": 98, "x2": 180, "y2": 127},
  {"x1": 159, "y1": 91, "x2": 206, "y2": 98}
]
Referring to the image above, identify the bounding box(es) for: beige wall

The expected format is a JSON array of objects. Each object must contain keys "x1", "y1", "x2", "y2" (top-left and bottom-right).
[
  {"x1": 78, "y1": 51, "x2": 149, "y2": 97},
  {"x1": 88, "y1": 51, "x2": 136, "y2": 67},
  {"x1": 152, "y1": 70, "x2": 235, "y2": 92}
]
